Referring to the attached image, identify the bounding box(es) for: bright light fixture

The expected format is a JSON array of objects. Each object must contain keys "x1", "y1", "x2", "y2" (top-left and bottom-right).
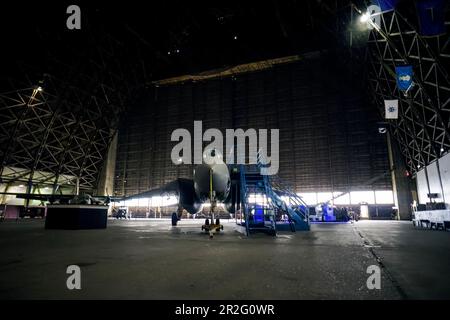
[
  {"x1": 36, "y1": 86, "x2": 43, "y2": 92},
  {"x1": 360, "y1": 12, "x2": 370, "y2": 23}
]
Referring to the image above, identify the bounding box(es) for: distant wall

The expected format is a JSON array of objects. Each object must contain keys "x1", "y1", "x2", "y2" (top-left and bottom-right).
[{"x1": 115, "y1": 52, "x2": 391, "y2": 196}]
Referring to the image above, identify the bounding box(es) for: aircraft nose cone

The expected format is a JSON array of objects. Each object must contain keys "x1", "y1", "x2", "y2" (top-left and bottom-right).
[{"x1": 193, "y1": 163, "x2": 230, "y2": 202}]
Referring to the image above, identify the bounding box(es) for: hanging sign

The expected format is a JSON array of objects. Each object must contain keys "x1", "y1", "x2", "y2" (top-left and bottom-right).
[
  {"x1": 395, "y1": 65, "x2": 413, "y2": 91},
  {"x1": 385, "y1": 99, "x2": 399, "y2": 119}
]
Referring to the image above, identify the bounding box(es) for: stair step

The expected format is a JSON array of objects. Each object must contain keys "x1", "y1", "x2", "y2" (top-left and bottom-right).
[
  {"x1": 244, "y1": 176, "x2": 263, "y2": 180},
  {"x1": 248, "y1": 226, "x2": 275, "y2": 231},
  {"x1": 239, "y1": 163, "x2": 309, "y2": 235}
]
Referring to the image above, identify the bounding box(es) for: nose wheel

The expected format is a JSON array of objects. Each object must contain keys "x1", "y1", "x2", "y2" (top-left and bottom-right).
[{"x1": 201, "y1": 218, "x2": 223, "y2": 238}]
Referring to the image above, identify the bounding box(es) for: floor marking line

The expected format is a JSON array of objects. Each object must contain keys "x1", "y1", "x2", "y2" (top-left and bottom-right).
[{"x1": 352, "y1": 224, "x2": 409, "y2": 300}]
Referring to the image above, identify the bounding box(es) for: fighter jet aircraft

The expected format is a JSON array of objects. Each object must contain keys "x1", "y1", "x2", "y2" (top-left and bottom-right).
[{"x1": 122, "y1": 148, "x2": 239, "y2": 236}]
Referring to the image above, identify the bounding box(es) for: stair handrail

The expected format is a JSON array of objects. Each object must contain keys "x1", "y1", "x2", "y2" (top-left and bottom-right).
[
  {"x1": 256, "y1": 150, "x2": 309, "y2": 223},
  {"x1": 239, "y1": 164, "x2": 277, "y2": 235},
  {"x1": 239, "y1": 164, "x2": 250, "y2": 236}
]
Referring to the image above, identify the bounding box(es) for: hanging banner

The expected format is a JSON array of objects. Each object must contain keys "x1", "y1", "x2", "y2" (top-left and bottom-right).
[
  {"x1": 395, "y1": 65, "x2": 413, "y2": 91},
  {"x1": 375, "y1": 0, "x2": 399, "y2": 11},
  {"x1": 385, "y1": 100, "x2": 399, "y2": 119},
  {"x1": 416, "y1": 0, "x2": 446, "y2": 36}
]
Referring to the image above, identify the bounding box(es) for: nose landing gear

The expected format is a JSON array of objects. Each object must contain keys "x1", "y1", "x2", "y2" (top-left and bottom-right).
[
  {"x1": 201, "y1": 218, "x2": 223, "y2": 238},
  {"x1": 201, "y1": 167, "x2": 224, "y2": 238}
]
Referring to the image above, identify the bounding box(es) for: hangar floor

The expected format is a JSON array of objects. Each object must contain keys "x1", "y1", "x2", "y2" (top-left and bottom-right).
[{"x1": 0, "y1": 219, "x2": 449, "y2": 299}]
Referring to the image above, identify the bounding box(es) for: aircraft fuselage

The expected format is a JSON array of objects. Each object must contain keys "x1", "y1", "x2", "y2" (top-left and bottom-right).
[{"x1": 193, "y1": 162, "x2": 231, "y2": 203}]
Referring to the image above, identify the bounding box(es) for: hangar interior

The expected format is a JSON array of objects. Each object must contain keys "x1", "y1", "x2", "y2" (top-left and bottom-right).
[{"x1": 0, "y1": 0, "x2": 450, "y2": 300}]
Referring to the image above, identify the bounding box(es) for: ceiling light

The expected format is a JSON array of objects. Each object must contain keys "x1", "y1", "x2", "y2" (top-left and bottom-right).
[{"x1": 360, "y1": 12, "x2": 370, "y2": 23}]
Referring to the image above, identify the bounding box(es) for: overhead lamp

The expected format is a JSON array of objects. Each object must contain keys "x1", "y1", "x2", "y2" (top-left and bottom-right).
[
  {"x1": 360, "y1": 12, "x2": 370, "y2": 23},
  {"x1": 355, "y1": 5, "x2": 381, "y2": 30}
]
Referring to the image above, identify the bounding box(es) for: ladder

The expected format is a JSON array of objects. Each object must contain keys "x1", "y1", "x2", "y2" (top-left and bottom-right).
[
  {"x1": 256, "y1": 152, "x2": 310, "y2": 232},
  {"x1": 239, "y1": 164, "x2": 277, "y2": 236},
  {"x1": 238, "y1": 161, "x2": 310, "y2": 236},
  {"x1": 262, "y1": 173, "x2": 310, "y2": 231}
]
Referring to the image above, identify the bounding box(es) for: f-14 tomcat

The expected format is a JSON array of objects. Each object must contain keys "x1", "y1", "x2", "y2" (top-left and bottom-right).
[{"x1": 123, "y1": 148, "x2": 239, "y2": 237}]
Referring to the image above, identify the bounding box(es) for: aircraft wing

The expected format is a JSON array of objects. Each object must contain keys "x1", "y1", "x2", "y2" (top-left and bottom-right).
[
  {"x1": 3, "y1": 193, "x2": 121, "y2": 204},
  {"x1": 121, "y1": 178, "x2": 201, "y2": 214},
  {"x1": 5, "y1": 193, "x2": 74, "y2": 203},
  {"x1": 122, "y1": 179, "x2": 187, "y2": 200}
]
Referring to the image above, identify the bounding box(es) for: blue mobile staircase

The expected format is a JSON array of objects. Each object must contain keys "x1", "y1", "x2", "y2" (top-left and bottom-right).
[
  {"x1": 239, "y1": 164, "x2": 277, "y2": 236},
  {"x1": 237, "y1": 154, "x2": 310, "y2": 236}
]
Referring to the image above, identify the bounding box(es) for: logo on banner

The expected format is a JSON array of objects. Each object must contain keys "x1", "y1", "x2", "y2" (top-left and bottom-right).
[
  {"x1": 395, "y1": 66, "x2": 413, "y2": 91},
  {"x1": 385, "y1": 100, "x2": 398, "y2": 119}
]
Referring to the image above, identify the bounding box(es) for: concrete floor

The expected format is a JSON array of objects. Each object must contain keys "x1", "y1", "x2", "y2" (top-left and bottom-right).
[{"x1": 0, "y1": 219, "x2": 449, "y2": 299}]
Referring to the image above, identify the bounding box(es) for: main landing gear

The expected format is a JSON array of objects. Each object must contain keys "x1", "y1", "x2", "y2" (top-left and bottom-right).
[
  {"x1": 171, "y1": 207, "x2": 183, "y2": 226},
  {"x1": 171, "y1": 212, "x2": 179, "y2": 226}
]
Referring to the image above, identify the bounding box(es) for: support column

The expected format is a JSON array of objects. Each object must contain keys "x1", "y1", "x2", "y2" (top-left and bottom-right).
[
  {"x1": 387, "y1": 131, "x2": 413, "y2": 220},
  {"x1": 97, "y1": 131, "x2": 118, "y2": 196},
  {"x1": 25, "y1": 180, "x2": 33, "y2": 209},
  {"x1": 75, "y1": 178, "x2": 80, "y2": 196}
]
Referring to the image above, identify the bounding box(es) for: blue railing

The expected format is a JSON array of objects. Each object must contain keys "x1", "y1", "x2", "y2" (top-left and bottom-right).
[
  {"x1": 239, "y1": 164, "x2": 277, "y2": 236},
  {"x1": 256, "y1": 151, "x2": 310, "y2": 231}
]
